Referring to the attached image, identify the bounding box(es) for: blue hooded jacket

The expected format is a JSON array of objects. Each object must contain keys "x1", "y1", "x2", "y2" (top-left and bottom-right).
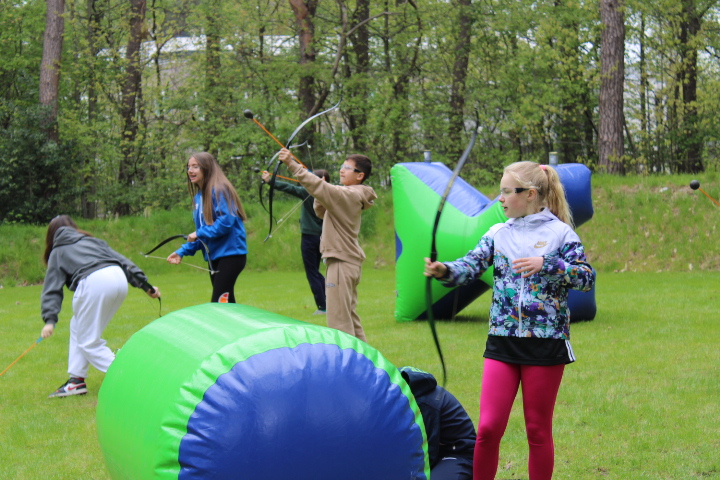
[{"x1": 175, "y1": 190, "x2": 247, "y2": 261}]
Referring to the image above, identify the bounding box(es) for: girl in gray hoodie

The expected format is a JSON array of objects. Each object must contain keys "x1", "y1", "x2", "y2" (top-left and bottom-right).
[{"x1": 40, "y1": 215, "x2": 160, "y2": 398}]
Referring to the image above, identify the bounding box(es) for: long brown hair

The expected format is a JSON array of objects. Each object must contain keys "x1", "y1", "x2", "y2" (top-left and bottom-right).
[
  {"x1": 44, "y1": 215, "x2": 93, "y2": 265},
  {"x1": 504, "y1": 161, "x2": 574, "y2": 228},
  {"x1": 187, "y1": 152, "x2": 247, "y2": 223}
]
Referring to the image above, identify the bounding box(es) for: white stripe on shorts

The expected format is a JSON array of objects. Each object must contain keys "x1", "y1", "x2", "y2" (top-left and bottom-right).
[{"x1": 565, "y1": 340, "x2": 576, "y2": 362}]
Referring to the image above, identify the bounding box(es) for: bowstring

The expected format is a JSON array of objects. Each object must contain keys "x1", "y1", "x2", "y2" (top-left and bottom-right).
[
  {"x1": 140, "y1": 290, "x2": 162, "y2": 318},
  {"x1": 268, "y1": 195, "x2": 313, "y2": 239},
  {"x1": 142, "y1": 254, "x2": 215, "y2": 273}
]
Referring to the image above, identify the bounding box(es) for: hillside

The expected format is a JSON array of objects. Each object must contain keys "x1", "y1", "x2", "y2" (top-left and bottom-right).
[{"x1": 0, "y1": 172, "x2": 718, "y2": 287}]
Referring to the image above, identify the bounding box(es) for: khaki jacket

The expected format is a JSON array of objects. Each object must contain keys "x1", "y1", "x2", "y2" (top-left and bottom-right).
[{"x1": 288, "y1": 162, "x2": 377, "y2": 266}]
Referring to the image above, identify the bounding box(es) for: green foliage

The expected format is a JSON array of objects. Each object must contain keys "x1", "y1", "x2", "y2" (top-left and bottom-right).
[
  {"x1": 0, "y1": 104, "x2": 82, "y2": 224},
  {"x1": 3, "y1": 0, "x2": 720, "y2": 219}
]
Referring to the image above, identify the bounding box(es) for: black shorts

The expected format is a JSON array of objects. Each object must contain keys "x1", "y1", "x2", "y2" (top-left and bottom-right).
[{"x1": 483, "y1": 335, "x2": 575, "y2": 365}]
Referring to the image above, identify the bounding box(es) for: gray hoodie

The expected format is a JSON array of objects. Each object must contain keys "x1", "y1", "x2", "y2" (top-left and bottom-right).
[{"x1": 40, "y1": 226, "x2": 152, "y2": 325}]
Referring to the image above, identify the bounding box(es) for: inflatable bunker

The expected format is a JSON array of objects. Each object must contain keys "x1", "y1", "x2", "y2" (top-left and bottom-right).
[
  {"x1": 97, "y1": 303, "x2": 429, "y2": 480},
  {"x1": 392, "y1": 161, "x2": 597, "y2": 323}
]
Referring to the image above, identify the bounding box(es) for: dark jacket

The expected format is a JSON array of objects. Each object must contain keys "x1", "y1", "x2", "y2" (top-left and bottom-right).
[
  {"x1": 274, "y1": 180, "x2": 323, "y2": 236},
  {"x1": 400, "y1": 367, "x2": 476, "y2": 467},
  {"x1": 41, "y1": 227, "x2": 152, "y2": 325}
]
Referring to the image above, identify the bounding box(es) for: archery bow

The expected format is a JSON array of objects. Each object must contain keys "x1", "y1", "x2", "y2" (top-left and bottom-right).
[
  {"x1": 256, "y1": 142, "x2": 307, "y2": 217},
  {"x1": 141, "y1": 234, "x2": 188, "y2": 256},
  {"x1": 244, "y1": 100, "x2": 342, "y2": 242},
  {"x1": 426, "y1": 122, "x2": 480, "y2": 386}
]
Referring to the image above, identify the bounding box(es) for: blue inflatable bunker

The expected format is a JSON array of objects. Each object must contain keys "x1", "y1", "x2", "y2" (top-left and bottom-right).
[{"x1": 97, "y1": 303, "x2": 430, "y2": 480}]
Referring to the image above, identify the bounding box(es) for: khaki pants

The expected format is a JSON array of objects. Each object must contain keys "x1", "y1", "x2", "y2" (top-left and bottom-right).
[{"x1": 325, "y1": 258, "x2": 365, "y2": 342}]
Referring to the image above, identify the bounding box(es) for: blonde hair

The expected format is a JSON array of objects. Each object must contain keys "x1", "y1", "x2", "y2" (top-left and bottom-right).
[
  {"x1": 504, "y1": 161, "x2": 574, "y2": 228},
  {"x1": 187, "y1": 152, "x2": 247, "y2": 223}
]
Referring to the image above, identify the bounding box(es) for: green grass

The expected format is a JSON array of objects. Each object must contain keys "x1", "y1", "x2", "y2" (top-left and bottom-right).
[
  {"x1": 1, "y1": 173, "x2": 719, "y2": 478},
  {"x1": 1, "y1": 268, "x2": 719, "y2": 479}
]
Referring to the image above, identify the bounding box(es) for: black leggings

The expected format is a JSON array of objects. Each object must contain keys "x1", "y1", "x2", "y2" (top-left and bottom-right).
[{"x1": 209, "y1": 255, "x2": 246, "y2": 303}]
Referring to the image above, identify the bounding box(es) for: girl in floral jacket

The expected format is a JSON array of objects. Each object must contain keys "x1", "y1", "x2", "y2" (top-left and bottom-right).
[{"x1": 425, "y1": 161, "x2": 595, "y2": 480}]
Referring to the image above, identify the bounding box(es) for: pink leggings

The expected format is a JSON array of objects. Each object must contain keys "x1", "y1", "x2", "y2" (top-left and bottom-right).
[{"x1": 473, "y1": 359, "x2": 565, "y2": 480}]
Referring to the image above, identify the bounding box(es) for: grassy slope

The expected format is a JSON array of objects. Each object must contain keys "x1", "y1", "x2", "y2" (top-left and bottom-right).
[
  {"x1": 580, "y1": 174, "x2": 719, "y2": 273},
  {"x1": 1, "y1": 172, "x2": 718, "y2": 287}
]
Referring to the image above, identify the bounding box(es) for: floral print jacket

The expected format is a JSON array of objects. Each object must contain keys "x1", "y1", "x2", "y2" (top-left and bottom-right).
[{"x1": 440, "y1": 209, "x2": 595, "y2": 340}]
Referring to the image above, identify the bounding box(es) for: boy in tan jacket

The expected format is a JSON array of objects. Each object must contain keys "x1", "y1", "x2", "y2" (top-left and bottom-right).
[{"x1": 278, "y1": 148, "x2": 377, "y2": 341}]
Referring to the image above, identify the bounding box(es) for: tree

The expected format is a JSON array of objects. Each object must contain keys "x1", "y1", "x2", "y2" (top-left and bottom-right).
[
  {"x1": 39, "y1": 0, "x2": 65, "y2": 143},
  {"x1": 289, "y1": 0, "x2": 319, "y2": 129},
  {"x1": 674, "y1": 0, "x2": 706, "y2": 173},
  {"x1": 117, "y1": 0, "x2": 148, "y2": 215},
  {"x1": 449, "y1": 0, "x2": 473, "y2": 157},
  {"x1": 344, "y1": 0, "x2": 371, "y2": 152},
  {"x1": 203, "y1": 0, "x2": 223, "y2": 156},
  {"x1": 599, "y1": 0, "x2": 626, "y2": 173}
]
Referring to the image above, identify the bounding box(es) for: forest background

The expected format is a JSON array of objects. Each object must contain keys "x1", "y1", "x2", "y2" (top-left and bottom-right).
[{"x1": 2, "y1": 0, "x2": 720, "y2": 224}]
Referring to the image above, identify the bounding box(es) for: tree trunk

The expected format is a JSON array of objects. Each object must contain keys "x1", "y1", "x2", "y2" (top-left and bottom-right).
[
  {"x1": 677, "y1": 0, "x2": 703, "y2": 173},
  {"x1": 39, "y1": 0, "x2": 65, "y2": 144},
  {"x1": 289, "y1": 0, "x2": 318, "y2": 153},
  {"x1": 81, "y1": 0, "x2": 102, "y2": 219},
  {"x1": 449, "y1": 0, "x2": 473, "y2": 157},
  {"x1": 347, "y1": 0, "x2": 370, "y2": 151},
  {"x1": 117, "y1": 0, "x2": 147, "y2": 215},
  {"x1": 639, "y1": 13, "x2": 647, "y2": 143},
  {"x1": 598, "y1": 0, "x2": 625, "y2": 174},
  {"x1": 205, "y1": 0, "x2": 222, "y2": 157}
]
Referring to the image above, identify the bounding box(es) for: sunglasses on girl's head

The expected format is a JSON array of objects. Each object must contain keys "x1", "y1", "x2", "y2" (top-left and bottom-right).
[{"x1": 340, "y1": 164, "x2": 361, "y2": 173}]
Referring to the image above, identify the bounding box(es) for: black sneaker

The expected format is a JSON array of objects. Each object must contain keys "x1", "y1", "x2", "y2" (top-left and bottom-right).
[{"x1": 48, "y1": 377, "x2": 87, "y2": 398}]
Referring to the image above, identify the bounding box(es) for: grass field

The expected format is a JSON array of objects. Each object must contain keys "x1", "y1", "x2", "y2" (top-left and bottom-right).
[
  {"x1": 1, "y1": 268, "x2": 719, "y2": 479},
  {"x1": 1, "y1": 172, "x2": 719, "y2": 478}
]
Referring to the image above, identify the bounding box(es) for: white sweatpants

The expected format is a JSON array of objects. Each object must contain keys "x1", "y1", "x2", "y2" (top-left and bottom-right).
[{"x1": 68, "y1": 266, "x2": 128, "y2": 378}]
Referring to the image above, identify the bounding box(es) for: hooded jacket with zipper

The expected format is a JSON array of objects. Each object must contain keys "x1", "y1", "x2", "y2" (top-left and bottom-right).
[
  {"x1": 440, "y1": 209, "x2": 595, "y2": 340},
  {"x1": 175, "y1": 190, "x2": 247, "y2": 261},
  {"x1": 400, "y1": 367, "x2": 475, "y2": 468},
  {"x1": 287, "y1": 161, "x2": 376, "y2": 266},
  {"x1": 41, "y1": 227, "x2": 153, "y2": 325}
]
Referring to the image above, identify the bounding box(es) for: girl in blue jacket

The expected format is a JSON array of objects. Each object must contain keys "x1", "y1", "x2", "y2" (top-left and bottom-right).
[
  {"x1": 168, "y1": 152, "x2": 248, "y2": 303},
  {"x1": 425, "y1": 161, "x2": 595, "y2": 480}
]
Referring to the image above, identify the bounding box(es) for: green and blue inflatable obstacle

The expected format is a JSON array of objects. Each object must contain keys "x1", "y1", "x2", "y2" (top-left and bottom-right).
[
  {"x1": 97, "y1": 303, "x2": 429, "y2": 480},
  {"x1": 391, "y1": 161, "x2": 596, "y2": 323}
]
